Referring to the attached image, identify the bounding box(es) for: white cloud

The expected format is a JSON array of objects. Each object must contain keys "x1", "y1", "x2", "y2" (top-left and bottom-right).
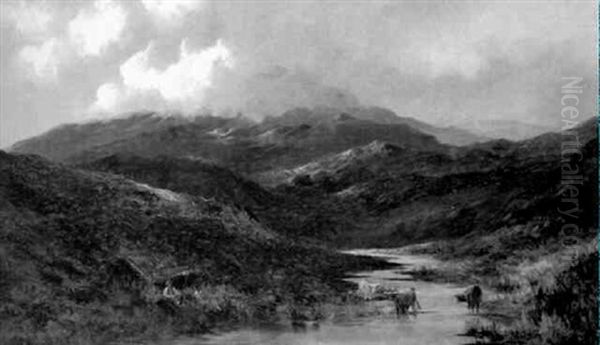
[
  {"x1": 19, "y1": 38, "x2": 61, "y2": 80},
  {"x1": 121, "y1": 39, "x2": 233, "y2": 102},
  {"x1": 3, "y1": 2, "x2": 53, "y2": 39},
  {"x1": 93, "y1": 83, "x2": 121, "y2": 111},
  {"x1": 141, "y1": 0, "x2": 204, "y2": 22},
  {"x1": 68, "y1": 0, "x2": 127, "y2": 57},
  {"x1": 91, "y1": 39, "x2": 233, "y2": 113}
]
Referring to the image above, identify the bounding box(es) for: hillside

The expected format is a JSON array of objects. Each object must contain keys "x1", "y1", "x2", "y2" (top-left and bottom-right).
[
  {"x1": 0, "y1": 151, "x2": 386, "y2": 345},
  {"x1": 80, "y1": 154, "x2": 273, "y2": 209},
  {"x1": 74, "y1": 118, "x2": 597, "y2": 251},
  {"x1": 76, "y1": 153, "x2": 359, "y2": 241},
  {"x1": 267, "y1": 118, "x2": 597, "y2": 248},
  {"x1": 9, "y1": 113, "x2": 251, "y2": 164},
  {"x1": 463, "y1": 118, "x2": 558, "y2": 141}
]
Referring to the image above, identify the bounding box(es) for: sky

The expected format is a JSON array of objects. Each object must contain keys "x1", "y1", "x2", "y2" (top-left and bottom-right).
[{"x1": 0, "y1": 0, "x2": 597, "y2": 147}]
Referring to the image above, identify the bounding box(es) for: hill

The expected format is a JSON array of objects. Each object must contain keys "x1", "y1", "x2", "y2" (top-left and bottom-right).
[
  {"x1": 0, "y1": 151, "x2": 386, "y2": 345},
  {"x1": 463, "y1": 118, "x2": 557, "y2": 141},
  {"x1": 74, "y1": 117, "x2": 597, "y2": 252},
  {"x1": 268, "y1": 118, "x2": 597, "y2": 249},
  {"x1": 80, "y1": 153, "x2": 273, "y2": 209},
  {"x1": 263, "y1": 106, "x2": 487, "y2": 146}
]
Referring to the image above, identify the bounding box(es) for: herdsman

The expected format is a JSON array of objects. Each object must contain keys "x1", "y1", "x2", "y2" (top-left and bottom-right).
[{"x1": 162, "y1": 279, "x2": 182, "y2": 305}]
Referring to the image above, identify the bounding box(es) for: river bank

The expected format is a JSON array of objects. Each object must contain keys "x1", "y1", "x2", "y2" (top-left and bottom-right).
[
  {"x1": 387, "y1": 239, "x2": 598, "y2": 345},
  {"x1": 136, "y1": 249, "x2": 487, "y2": 345},
  {"x1": 112, "y1": 237, "x2": 597, "y2": 345}
]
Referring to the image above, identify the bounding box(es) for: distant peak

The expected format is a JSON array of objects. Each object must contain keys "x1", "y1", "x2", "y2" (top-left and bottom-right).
[
  {"x1": 364, "y1": 140, "x2": 401, "y2": 154},
  {"x1": 336, "y1": 113, "x2": 356, "y2": 121}
]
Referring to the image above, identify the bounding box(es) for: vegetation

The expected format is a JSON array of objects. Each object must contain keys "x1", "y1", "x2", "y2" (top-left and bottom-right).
[
  {"x1": 5, "y1": 111, "x2": 597, "y2": 344},
  {"x1": 463, "y1": 250, "x2": 597, "y2": 345},
  {"x1": 0, "y1": 151, "x2": 389, "y2": 345}
]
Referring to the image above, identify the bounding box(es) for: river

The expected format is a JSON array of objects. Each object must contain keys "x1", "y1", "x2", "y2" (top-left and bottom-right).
[{"x1": 151, "y1": 249, "x2": 481, "y2": 345}]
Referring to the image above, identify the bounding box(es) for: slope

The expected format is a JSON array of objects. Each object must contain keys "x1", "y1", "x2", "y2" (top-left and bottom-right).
[
  {"x1": 0, "y1": 151, "x2": 384, "y2": 344},
  {"x1": 270, "y1": 118, "x2": 597, "y2": 248}
]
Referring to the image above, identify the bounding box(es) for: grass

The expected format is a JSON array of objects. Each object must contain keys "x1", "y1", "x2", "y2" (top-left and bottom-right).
[
  {"x1": 0, "y1": 151, "x2": 391, "y2": 345},
  {"x1": 406, "y1": 264, "x2": 473, "y2": 284},
  {"x1": 398, "y1": 227, "x2": 597, "y2": 345},
  {"x1": 461, "y1": 249, "x2": 598, "y2": 345}
]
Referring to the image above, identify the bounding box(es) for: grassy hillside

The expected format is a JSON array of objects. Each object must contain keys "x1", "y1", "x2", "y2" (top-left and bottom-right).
[
  {"x1": 80, "y1": 153, "x2": 273, "y2": 209},
  {"x1": 0, "y1": 151, "x2": 387, "y2": 345},
  {"x1": 267, "y1": 119, "x2": 597, "y2": 248},
  {"x1": 78, "y1": 154, "x2": 353, "y2": 241},
  {"x1": 76, "y1": 119, "x2": 597, "y2": 252},
  {"x1": 462, "y1": 247, "x2": 597, "y2": 345}
]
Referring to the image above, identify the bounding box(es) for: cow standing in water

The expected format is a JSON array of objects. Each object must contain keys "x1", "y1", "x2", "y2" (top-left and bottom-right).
[
  {"x1": 393, "y1": 287, "x2": 421, "y2": 317},
  {"x1": 464, "y1": 285, "x2": 482, "y2": 313}
]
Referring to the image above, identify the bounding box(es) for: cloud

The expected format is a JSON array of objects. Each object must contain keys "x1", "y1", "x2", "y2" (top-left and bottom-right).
[
  {"x1": 141, "y1": 0, "x2": 204, "y2": 22},
  {"x1": 3, "y1": 0, "x2": 595, "y2": 144},
  {"x1": 122, "y1": 39, "x2": 233, "y2": 101},
  {"x1": 68, "y1": 0, "x2": 127, "y2": 57},
  {"x1": 19, "y1": 38, "x2": 61, "y2": 80},
  {"x1": 2, "y1": 1, "x2": 53, "y2": 39},
  {"x1": 93, "y1": 83, "x2": 121, "y2": 111},
  {"x1": 91, "y1": 39, "x2": 233, "y2": 113},
  {"x1": 14, "y1": 0, "x2": 126, "y2": 80}
]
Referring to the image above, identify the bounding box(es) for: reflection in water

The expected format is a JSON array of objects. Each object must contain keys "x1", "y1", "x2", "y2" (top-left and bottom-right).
[{"x1": 153, "y1": 250, "x2": 480, "y2": 345}]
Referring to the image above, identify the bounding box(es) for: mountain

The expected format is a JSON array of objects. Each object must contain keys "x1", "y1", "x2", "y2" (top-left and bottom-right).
[
  {"x1": 10, "y1": 108, "x2": 447, "y2": 176},
  {"x1": 0, "y1": 150, "x2": 385, "y2": 344},
  {"x1": 76, "y1": 118, "x2": 597, "y2": 249},
  {"x1": 264, "y1": 118, "x2": 597, "y2": 248},
  {"x1": 461, "y1": 118, "x2": 558, "y2": 141},
  {"x1": 52, "y1": 111, "x2": 596, "y2": 250},
  {"x1": 9, "y1": 112, "x2": 252, "y2": 163},
  {"x1": 264, "y1": 106, "x2": 488, "y2": 146}
]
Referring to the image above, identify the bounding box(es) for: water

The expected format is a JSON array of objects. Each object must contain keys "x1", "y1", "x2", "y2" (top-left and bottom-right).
[{"x1": 153, "y1": 249, "x2": 481, "y2": 345}]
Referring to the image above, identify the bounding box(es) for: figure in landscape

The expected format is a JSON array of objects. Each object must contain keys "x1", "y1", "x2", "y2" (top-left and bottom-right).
[
  {"x1": 162, "y1": 279, "x2": 182, "y2": 305},
  {"x1": 357, "y1": 280, "x2": 381, "y2": 300}
]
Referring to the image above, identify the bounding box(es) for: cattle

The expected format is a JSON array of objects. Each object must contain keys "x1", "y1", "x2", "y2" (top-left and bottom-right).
[
  {"x1": 392, "y1": 287, "x2": 421, "y2": 317},
  {"x1": 356, "y1": 280, "x2": 380, "y2": 300},
  {"x1": 463, "y1": 285, "x2": 482, "y2": 313},
  {"x1": 454, "y1": 293, "x2": 467, "y2": 303}
]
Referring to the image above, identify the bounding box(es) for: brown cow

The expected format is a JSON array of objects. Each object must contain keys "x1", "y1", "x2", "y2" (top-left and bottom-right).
[
  {"x1": 393, "y1": 287, "x2": 421, "y2": 317},
  {"x1": 464, "y1": 285, "x2": 482, "y2": 313}
]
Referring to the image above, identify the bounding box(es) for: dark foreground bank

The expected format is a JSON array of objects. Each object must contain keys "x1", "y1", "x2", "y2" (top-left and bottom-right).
[{"x1": 0, "y1": 151, "x2": 393, "y2": 345}]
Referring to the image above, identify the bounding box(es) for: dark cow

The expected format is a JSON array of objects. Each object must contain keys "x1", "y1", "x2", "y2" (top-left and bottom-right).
[
  {"x1": 464, "y1": 285, "x2": 482, "y2": 313},
  {"x1": 392, "y1": 287, "x2": 421, "y2": 317}
]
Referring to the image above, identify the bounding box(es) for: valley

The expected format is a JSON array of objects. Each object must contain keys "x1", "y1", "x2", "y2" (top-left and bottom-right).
[{"x1": 2, "y1": 107, "x2": 597, "y2": 345}]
